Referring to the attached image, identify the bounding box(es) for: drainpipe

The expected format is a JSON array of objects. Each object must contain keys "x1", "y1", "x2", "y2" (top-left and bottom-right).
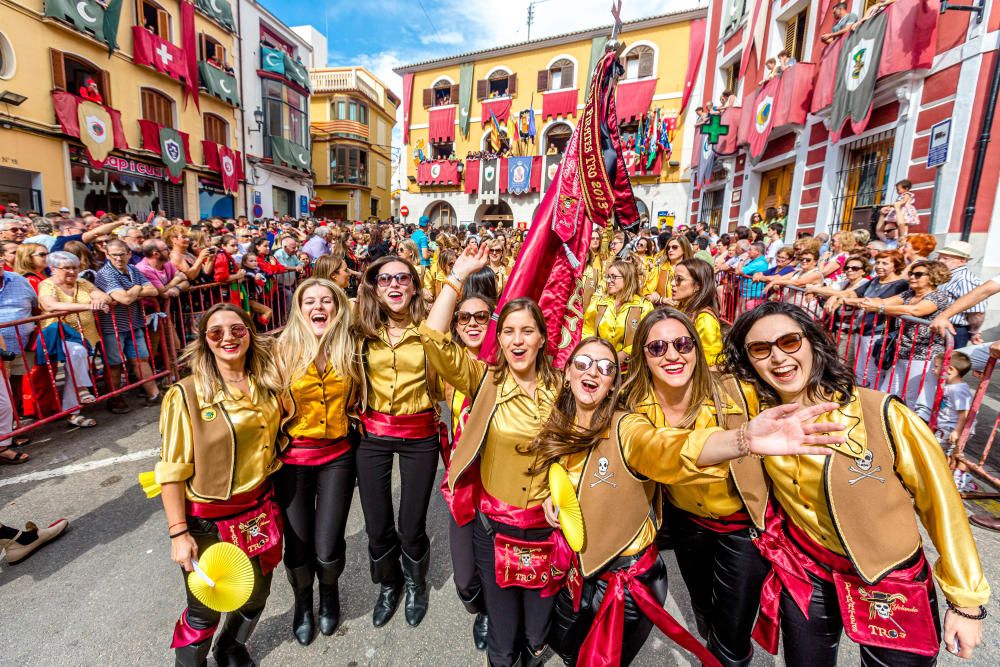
[
  {"x1": 960, "y1": 48, "x2": 1000, "y2": 241},
  {"x1": 235, "y1": 0, "x2": 250, "y2": 217}
]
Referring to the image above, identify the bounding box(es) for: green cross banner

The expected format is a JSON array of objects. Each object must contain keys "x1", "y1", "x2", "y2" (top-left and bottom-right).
[
  {"x1": 270, "y1": 137, "x2": 311, "y2": 172},
  {"x1": 700, "y1": 113, "x2": 730, "y2": 145},
  {"x1": 45, "y1": 0, "x2": 122, "y2": 52},
  {"x1": 194, "y1": 0, "x2": 235, "y2": 31},
  {"x1": 283, "y1": 53, "x2": 311, "y2": 91},
  {"x1": 261, "y1": 46, "x2": 285, "y2": 75},
  {"x1": 158, "y1": 126, "x2": 186, "y2": 183},
  {"x1": 199, "y1": 61, "x2": 241, "y2": 107}
]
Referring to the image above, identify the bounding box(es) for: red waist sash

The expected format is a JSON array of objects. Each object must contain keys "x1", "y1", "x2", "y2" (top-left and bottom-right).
[
  {"x1": 280, "y1": 436, "x2": 351, "y2": 466},
  {"x1": 688, "y1": 509, "x2": 752, "y2": 534},
  {"x1": 752, "y1": 504, "x2": 937, "y2": 657},
  {"x1": 479, "y1": 489, "x2": 549, "y2": 529},
  {"x1": 186, "y1": 483, "x2": 283, "y2": 575},
  {"x1": 578, "y1": 546, "x2": 721, "y2": 667},
  {"x1": 441, "y1": 395, "x2": 481, "y2": 526},
  {"x1": 359, "y1": 409, "x2": 439, "y2": 440}
]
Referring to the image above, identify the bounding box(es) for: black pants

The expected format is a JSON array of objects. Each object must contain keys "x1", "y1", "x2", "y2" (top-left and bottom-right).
[
  {"x1": 450, "y1": 513, "x2": 482, "y2": 609},
  {"x1": 274, "y1": 451, "x2": 356, "y2": 568},
  {"x1": 952, "y1": 325, "x2": 970, "y2": 349},
  {"x1": 781, "y1": 567, "x2": 941, "y2": 666},
  {"x1": 356, "y1": 434, "x2": 439, "y2": 560},
  {"x1": 183, "y1": 515, "x2": 273, "y2": 632},
  {"x1": 473, "y1": 514, "x2": 556, "y2": 667},
  {"x1": 551, "y1": 549, "x2": 669, "y2": 666},
  {"x1": 668, "y1": 503, "x2": 769, "y2": 665}
]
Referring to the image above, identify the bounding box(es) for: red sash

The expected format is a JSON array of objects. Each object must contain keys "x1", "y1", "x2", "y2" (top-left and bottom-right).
[
  {"x1": 689, "y1": 509, "x2": 752, "y2": 534},
  {"x1": 170, "y1": 608, "x2": 216, "y2": 649},
  {"x1": 280, "y1": 436, "x2": 350, "y2": 466},
  {"x1": 186, "y1": 484, "x2": 283, "y2": 575},
  {"x1": 752, "y1": 505, "x2": 938, "y2": 657},
  {"x1": 441, "y1": 395, "x2": 481, "y2": 526},
  {"x1": 359, "y1": 409, "x2": 439, "y2": 440},
  {"x1": 578, "y1": 547, "x2": 721, "y2": 667}
]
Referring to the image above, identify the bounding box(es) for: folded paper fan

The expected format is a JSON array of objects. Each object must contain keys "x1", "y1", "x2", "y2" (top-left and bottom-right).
[
  {"x1": 187, "y1": 542, "x2": 255, "y2": 612},
  {"x1": 138, "y1": 471, "x2": 162, "y2": 499},
  {"x1": 549, "y1": 463, "x2": 585, "y2": 552}
]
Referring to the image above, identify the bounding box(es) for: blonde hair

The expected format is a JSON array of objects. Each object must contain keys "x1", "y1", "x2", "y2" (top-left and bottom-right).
[
  {"x1": 278, "y1": 278, "x2": 359, "y2": 388},
  {"x1": 180, "y1": 303, "x2": 283, "y2": 401},
  {"x1": 608, "y1": 259, "x2": 641, "y2": 302},
  {"x1": 14, "y1": 243, "x2": 46, "y2": 275}
]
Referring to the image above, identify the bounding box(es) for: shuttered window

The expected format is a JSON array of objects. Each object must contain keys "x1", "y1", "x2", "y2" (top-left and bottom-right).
[
  {"x1": 624, "y1": 46, "x2": 655, "y2": 80},
  {"x1": 50, "y1": 49, "x2": 112, "y2": 105},
  {"x1": 725, "y1": 63, "x2": 739, "y2": 94},
  {"x1": 425, "y1": 79, "x2": 458, "y2": 108},
  {"x1": 141, "y1": 87, "x2": 174, "y2": 127},
  {"x1": 478, "y1": 70, "x2": 516, "y2": 99},
  {"x1": 203, "y1": 113, "x2": 229, "y2": 146},
  {"x1": 199, "y1": 34, "x2": 226, "y2": 65},
  {"x1": 539, "y1": 59, "x2": 574, "y2": 91},
  {"x1": 784, "y1": 10, "x2": 808, "y2": 62},
  {"x1": 137, "y1": 0, "x2": 171, "y2": 39}
]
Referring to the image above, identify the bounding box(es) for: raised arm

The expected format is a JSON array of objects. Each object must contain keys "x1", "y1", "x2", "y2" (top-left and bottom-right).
[
  {"x1": 81, "y1": 217, "x2": 127, "y2": 244},
  {"x1": 931, "y1": 280, "x2": 1000, "y2": 336}
]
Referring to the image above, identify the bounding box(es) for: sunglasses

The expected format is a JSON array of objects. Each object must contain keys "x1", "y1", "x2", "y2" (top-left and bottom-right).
[
  {"x1": 456, "y1": 310, "x2": 490, "y2": 326},
  {"x1": 667, "y1": 244, "x2": 682, "y2": 251},
  {"x1": 375, "y1": 272, "x2": 413, "y2": 287},
  {"x1": 746, "y1": 332, "x2": 804, "y2": 360},
  {"x1": 32, "y1": 252, "x2": 49, "y2": 257},
  {"x1": 489, "y1": 249, "x2": 502, "y2": 255},
  {"x1": 909, "y1": 271, "x2": 928, "y2": 279},
  {"x1": 205, "y1": 323, "x2": 249, "y2": 342},
  {"x1": 644, "y1": 336, "x2": 696, "y2": 357},
  {"x1": 571, "y1": 354, "x2": 617, "y2": 377},
  {"x1": 845, "y1": 265, "x2": 864, "y2": 272}
]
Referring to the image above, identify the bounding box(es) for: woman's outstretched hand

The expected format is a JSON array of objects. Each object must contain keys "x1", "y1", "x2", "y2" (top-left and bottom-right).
[{"x1": 746, "y1": 402, "x2": 847, "y2": 457}]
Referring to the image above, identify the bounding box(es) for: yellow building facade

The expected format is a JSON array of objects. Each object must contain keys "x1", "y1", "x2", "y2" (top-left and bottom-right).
[
  {"x1": 395, "y1": 9, "x2": 705, "y2": 228},
  {"x1": 309, "y1": 67, "x2": 398, "y2": 221},
  {"x1": 0, "y1": 0, "x2": 243, "y2": 218}
]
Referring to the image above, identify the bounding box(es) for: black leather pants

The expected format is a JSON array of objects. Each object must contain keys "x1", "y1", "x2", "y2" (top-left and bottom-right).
[
  {"x1": 667, "y1": 503, "x2": 769, "y2": 666},
  {"x1": 550, "y1": 550, "x2": 669, "y2": 666}
]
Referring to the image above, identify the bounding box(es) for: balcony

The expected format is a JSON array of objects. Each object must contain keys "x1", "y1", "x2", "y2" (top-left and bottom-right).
[{"x1": 311, "y1": 69, "x2": 380, "y2": 106}]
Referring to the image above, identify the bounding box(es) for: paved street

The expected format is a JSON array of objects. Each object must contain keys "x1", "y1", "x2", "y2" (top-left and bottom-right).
[{"x1": 2, "y1": 401, "x2": 1000, "y2": 666}]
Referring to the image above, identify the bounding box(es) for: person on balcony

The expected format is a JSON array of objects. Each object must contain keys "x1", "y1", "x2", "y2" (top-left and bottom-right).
[{"x1": 821, "y1": 2, "x2": 858, "y2": 44}]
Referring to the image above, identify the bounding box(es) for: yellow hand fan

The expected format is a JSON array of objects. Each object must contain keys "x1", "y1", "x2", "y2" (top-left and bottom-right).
[
  {"x1": 138, "y1": 471, "x2": 162, "y2": 499},
  {"x1": 187, "y1": 542, "x2": 255, "y2": 613},
  {"x1": 549, "y1": 463, "x2": 585, "y2": 552}
]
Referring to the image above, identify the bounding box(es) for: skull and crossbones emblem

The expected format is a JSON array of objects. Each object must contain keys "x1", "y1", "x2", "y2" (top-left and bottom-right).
[
  {"x1": 849, "y1": 450, "x2": 885, "y2": 485},
  {"x1": 590, "y1": 457, "x2": 617, "y2": 488},
  {"x1": 239, "y1": 512, "x2": 270, "y2": 539},
  {"x1": 860, "y1": 587, "x2": 908, "y2": 635}
]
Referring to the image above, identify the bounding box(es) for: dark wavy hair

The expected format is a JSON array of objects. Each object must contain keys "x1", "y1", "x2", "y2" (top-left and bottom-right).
[
  {"x1": 721, "y1": 301, "x2": 855, "y2": 408},
  {"x1": 674, "y1": 258, "x2": 720, "y2": 320},
  {"x1": 463, "y1": 267, "x2": 498, "y2": 302}
]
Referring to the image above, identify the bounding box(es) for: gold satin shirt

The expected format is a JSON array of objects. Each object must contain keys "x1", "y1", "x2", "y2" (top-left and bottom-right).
[
  {"x1": 694, "y1": 311, "x2": 723, "y2": 366},
  {"x1": 634, "y1": 394, "x2": 743, "y2": 518},
  {"x1": 420, "y1": 324, "x2": 556, "y2": 508},
  {"x1": 758, "y1": 392, "x2": 990, "y2": 608},
  {"x1": 582, "y1": 295, "x2": 653, "y2": 356},
  {"x1": 156, "y1": 380, "x2": 282, "y2": 502},
  {"x1": 364, "y1": 325, "x2": 437, "y2": 415},
  {"x1": 286, "y1": 363, "x2": 350, "y2": 440}
]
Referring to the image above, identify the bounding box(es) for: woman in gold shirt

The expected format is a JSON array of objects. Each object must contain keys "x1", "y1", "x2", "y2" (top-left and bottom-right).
[
  {"x1": 275, "y1": 278, "x2": 358, "y2": 645},
  {"x1": 353, "y1": 255, "x2": 442, "y2": 629},
  {"x1": 720, "y1": 301, "x2": 990, "y2": 664},
  {"x1": 156, "y1": 303, "x2": 288, "y2": 667},
  {"x1": 632, "y1": 236, "x2": 659, "y2": 297},
  {"x1": 669, "y1": 258, "x2": 724, "y2": 367},
  {"x1": 486, "y1": 239, "x2": 509, "y2": 295},
  {"x1": 582, "y1": 259, "x2": 653, "y2": 365},
  {"x1": 648, "y1": 235, "x2": 694, "y2": 305}
]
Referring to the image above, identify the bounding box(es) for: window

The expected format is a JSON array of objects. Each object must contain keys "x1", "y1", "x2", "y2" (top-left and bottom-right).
[
  {"x1": 141, "y1": 87, "x2": 174, "y2": 127},
  {"x1": 476, "y1": 70, "x2": 517, "y2": 100},
  {"x1": 832, "y1": 132, "x2": 895, "y2": 233},
  {"x1": 544, "y1": 123, "x2": 572, "y2": 154},
  {"x1": 376, "y1": 161, "x2": 387, "y2": 189},
  {"x1": 623, "y1": 45, "x2": 655, "y2": 80},
  {"x1": 724, "y1": 62, "x2": 739, "y2": 96},
  {"x1": 263, "y1": 79, "x2": 308, "y2": 157},
  {"x1": 203, "y1": 113, "x2": 229, "y2": 146},
  {"x1": 538, "y1": 58, "x2": 574, "y2": 91},
  {"x1": 481, "y1": 126, "x2": 509, "y2": 152},
  {"x1": 50, "y1": 50, "x2": 112, "y2": 105},
  {"x1": 783, "y1": 9, "x2": 809, "y2": 62},
  {"x1": 370, "y1": 198, "x2": 379, "y2": 217},
  {"x1": 724, "y1": 0, "x2": 747, "y2": 32},
  {"x1": 701, "y1": 188, "x2": 724, "y2": 230},
  {"x1": 427, "y1": 201, "x2": 456, "y2": 227},
  {"x1": 332, "y1": 98, "x2": 368, "y2": 125},
  {"x1": 137, "y1": 0, "x2": 171, "y2": 39},
  {"x1": 423, "y1": 78, "x2": 457, "y2": 108},
  {"x1": 432, "y1": 142, "x2": 454, "y2": 160},
  {"x1": 200, "y1": 34, "x2": 226, "y2": 67},
  {"x1": 330, "y1": 145, "x2": 368, "y2": 185},
  {"x1": 0, "y1": 31, "x2": 15, "y2": 80}
]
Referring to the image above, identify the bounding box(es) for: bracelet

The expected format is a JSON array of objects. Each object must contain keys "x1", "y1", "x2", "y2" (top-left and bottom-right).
[
  {"x1": 737, "y1": 422, "x2": 751, "y2": 461},
  {"x1": 169, "y1": 528, "x2": 190, "y2": 539},
  {"x1": 946, "y1": 601, "x2": 988, "y2": 620},
  {"x1": 168, "y1": 521, "x2": 187, "y2": 530},
  {"x1": 444, "y1": 277, "x2": 463, "y2": 299}
]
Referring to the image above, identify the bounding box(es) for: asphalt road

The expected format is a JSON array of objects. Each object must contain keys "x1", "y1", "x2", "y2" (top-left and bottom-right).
[{"x1": 2, "y1": 401, "x2": 999, "y2": 666}]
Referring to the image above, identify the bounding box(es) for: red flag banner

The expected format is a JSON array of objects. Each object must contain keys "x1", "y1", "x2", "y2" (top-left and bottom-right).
[
  {"x1": 680, "y1": 19, "x2": 706, "y2": 116},
  {"x1": 402, "y1": 72, "x2": 414, "y2": 144},
  {"x1": 878, "y1": 0, "x2": 939, "y2": 77},
  {"x1": 463, "y1": 159, "x2": 479, "y2": 194},
  {"x1": 52, "y1": 91, "x2": 128, "y2": 168},
  {"x1": 480, "y1": 98, "x2": 513, "y2": 127},
  {"x1": 542, "y1": 89, "x2": 579, "y2": 120},
  {"x1": 131, "y1": 26, "x2": 187, "y2": 82},
  {"x1": 138, "y1": 119, "x2": 193, "y2": 162},
  {"x1": 417, "y1": 160, "x2": 460, "y2": 185},
  {"x1": 181, "y1": 0, "x2": 199, "y2": 109},
  {"x1": 615, "y1": 79, "x2": 656, "y2": 124},
  {"x1": 428, "y1": 106, "x2": 456, "y2": 144},
  {"x1": 772, "y1": 63, "x2": 815, "y2": 128},
  {"x1": 811, "y1": 39, "x2": 844, "y2": 114},
  {"x1": 202, "y1": 140, "x2": 243, "y2": 194},
  {"x1": 745, "y1": 76, "x2": 781, "y2": 160}
]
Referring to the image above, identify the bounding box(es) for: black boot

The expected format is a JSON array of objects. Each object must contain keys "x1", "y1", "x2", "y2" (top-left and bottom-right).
[
  {"x1": 401, "y1": 548, "x2": 430, "y2": 627},
  {"x1": 473, "y1": 613, "x2": 489, "y2": 651},
  {"x1": 369, "y1": 549, "x2": 403, "y2": 628},
  {"x1": 316, "y1": 556, "x2": 345, "y2": 636},
  {"x1": 174, "y1": 639, "x2": 211, "y2": 667},
  {"x1": 213, "y1": 609, "x2": 261, "y2": 667},
  {"x1": 522, "y1": 645, "x2": 547, "y2": 667},
  {"x1": 285, "y1": 564, "x2": 317, "y2": 646},
  {"x1": 707, "y1": 634, "x2": 754, "y2": 667}
]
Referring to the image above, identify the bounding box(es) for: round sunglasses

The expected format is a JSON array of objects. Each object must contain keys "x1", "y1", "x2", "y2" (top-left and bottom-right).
[
  {"x1": 643, "y1": 336, "x2": 696, "y2": 357},
  {"x1": 745, "y1": 332, "x2": 803, "y2": 360},
  {"x1": 375, "y1": 272, "x2": 413, "y2": 287},
  {"x1": 571, "y1": 354, "x2": 617, "y2": 377},
  {"x1": 206, "y1": 323, "x2": 249, "y2": 342},
  {"x1": 456, "y1": 310, "x2": 490, "y2": 326}
]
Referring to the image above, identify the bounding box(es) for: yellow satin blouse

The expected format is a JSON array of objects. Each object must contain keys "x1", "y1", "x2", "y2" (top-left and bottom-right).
[
  {"x1": 420, "y1": 323, "x2": 557, "y2": 508},
  {"x1": 582, "y1": 295, "x2": 654, "y2": 356},
  {"x1": 693, "y1": 311, "x2": 723, "y2": 366},
  {"x1": 759, "y1": 392, "x2": 990, "y2": 608},
  {"x1": 364, "y1": 325, "x2": 437, "y2": 415},
  {"x1": 637, "y1": 255, "x2": 660, "y2": 297},
  {"x1": 633, "y1": 394, "x2": 744, "y2": 518},
  {"x1": 155, "y1": 380, "x2": 282, "y2": 502},
  {"x1": 286, "y1": 363, "x2": 350, "y2": 440}
]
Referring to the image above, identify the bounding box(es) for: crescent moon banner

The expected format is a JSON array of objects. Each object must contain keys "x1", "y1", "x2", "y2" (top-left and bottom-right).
[
  {"x1": 197, "y1": 61, "x2": 241, "y2": 107},
  {"x1": 46, "y1": 0, "x2": 123, "y2": 51},
  {"x1": 194, "y1": 0, "x2": 235, "y2": 30}
]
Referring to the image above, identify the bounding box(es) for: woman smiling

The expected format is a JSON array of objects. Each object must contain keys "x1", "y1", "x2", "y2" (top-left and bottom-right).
[{"x1": 582, "y1": 259, "x2": 653, "y2": 366}]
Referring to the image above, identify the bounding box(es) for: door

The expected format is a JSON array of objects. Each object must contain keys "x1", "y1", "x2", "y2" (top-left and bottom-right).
[{"x1": 757, "y1": 163, "x2": 794, "y2": 213}]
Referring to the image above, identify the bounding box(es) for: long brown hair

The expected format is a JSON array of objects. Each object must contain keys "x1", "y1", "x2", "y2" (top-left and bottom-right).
[
  {"x1": 675, "y1": 258, "x2": 720, "y2": 319},
  {"x1": 528, "y1": 337, "x2": 621, "y2": 467},
  {"x1": 491, "y1": 297, "x2": 559, "y2": 389},
  {"x1": 619, "y1": 307, "x2": 717, "y2": 428},
  {"x1": 353, "y1": 255, "x2": 427, "y2": 340}
]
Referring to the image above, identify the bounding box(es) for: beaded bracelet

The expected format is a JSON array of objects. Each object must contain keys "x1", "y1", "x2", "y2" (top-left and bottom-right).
[{"x1": 946, "y1": 601, "x2": 988, "y2": 620}]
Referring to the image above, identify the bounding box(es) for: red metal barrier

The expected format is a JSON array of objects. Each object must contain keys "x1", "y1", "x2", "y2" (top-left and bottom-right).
[{"x1": 951, "y1": 357, "x2": 999, "y2": 488}]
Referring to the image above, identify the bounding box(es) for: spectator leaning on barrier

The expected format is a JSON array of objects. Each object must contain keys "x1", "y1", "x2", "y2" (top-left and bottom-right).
[
  {"x1": 95, "y1": 240, "x2": 161, "y2": 414},
  {"x1": 0, "y1": 268, "x2": 37, "y2": 426},
  {"x1": 935, "y1": 241, "x2": 984, "y2": 348}
]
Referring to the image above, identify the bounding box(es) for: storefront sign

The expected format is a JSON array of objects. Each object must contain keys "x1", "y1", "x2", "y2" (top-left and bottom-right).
[{"x1": 70, "y1": 147, "x2": 166, "y2": 180}]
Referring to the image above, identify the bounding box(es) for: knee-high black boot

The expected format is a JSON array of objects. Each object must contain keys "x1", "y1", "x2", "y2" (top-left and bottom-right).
[
  {"x1": 212, "y1": 609, "x2": 262, "y2": 667},
  {"x1": 401, "y1": 548, "x2": 430, "y2": 627},
  {"x1": 459, "y1": 590, "x2": 488, "y2": 651},
  {"x1": 316, "y1": 556, "x2": 345, "y2": 636},
  {"x1": 174, "y1": 639, "x2": 212, "y2": 667},
  {"x1": 370, "y1": 549, "x2": 403, "y2": 628},
  {"x1": 285, "y1": 564, "x2": 317, "y2": 646}
]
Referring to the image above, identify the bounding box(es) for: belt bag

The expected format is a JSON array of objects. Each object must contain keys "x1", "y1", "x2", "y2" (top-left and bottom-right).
[
  {"x1": 214, "y1": 497, "x2": 283, "y2": 565},
  {"x1": 494, "y1": 532, "x2": 560, "y2": 590}
]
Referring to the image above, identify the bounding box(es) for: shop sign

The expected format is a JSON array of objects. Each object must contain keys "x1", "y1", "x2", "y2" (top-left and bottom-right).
[{"x1": 71, "y1": 147, "x2": 166, "y2": 180}]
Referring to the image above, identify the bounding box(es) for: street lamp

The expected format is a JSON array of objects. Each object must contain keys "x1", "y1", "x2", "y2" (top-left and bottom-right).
[{"x1": 248, "y1": 107, "x2": 263, "y2": 133}]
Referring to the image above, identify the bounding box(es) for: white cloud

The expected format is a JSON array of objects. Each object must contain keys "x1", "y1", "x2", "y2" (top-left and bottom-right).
[{"x1": 418, "y1": 31, "x2": 465, "y2": 46}]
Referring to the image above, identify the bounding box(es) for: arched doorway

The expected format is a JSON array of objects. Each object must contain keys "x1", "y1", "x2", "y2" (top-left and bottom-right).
[
  {"x1": 425, "y1": 200, "x2": 457, "y2": 227},
  {"x1": 542, "y1": 122, "x2": 573, "y2": 155},
  {"x1": 474, "y1": 200, "x2": 513, "y2": 227}
]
